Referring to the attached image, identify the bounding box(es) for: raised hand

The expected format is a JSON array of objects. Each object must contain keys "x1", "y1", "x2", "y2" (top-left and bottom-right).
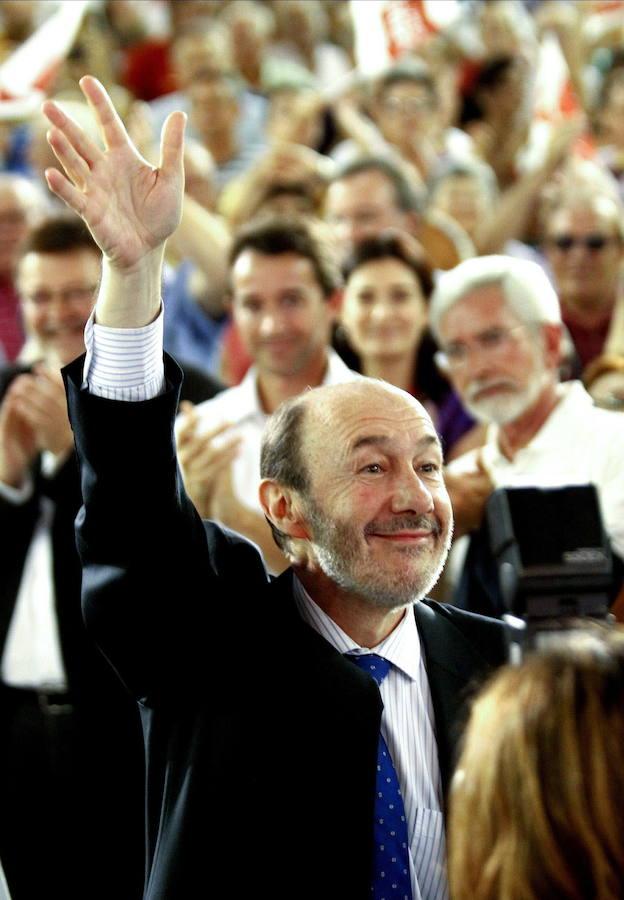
[{"x1": 42, "y1": 76, "x2": 185, "y2": 273}]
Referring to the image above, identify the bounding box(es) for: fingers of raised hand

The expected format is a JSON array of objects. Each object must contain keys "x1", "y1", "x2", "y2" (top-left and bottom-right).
[
  {"x1": 44, "y1": 166, "x2": 88, "y2": 218},
  {"x1": 42, "y1": 99, "x2": 102, "y2": 170},
  {"x1": 159, "y1": 110, "x2": 186, "y2": 179},
  {"x1": 78, "y1": 75, "x2": 131, "y2": 152},
  {"x1": 46, "y1": 126, "x2": 92, "y2": 193}
]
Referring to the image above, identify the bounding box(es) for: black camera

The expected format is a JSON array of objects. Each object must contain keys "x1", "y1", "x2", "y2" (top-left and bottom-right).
[{"x1": 486, "y1": 485, "x2": 614, "y2": 660}]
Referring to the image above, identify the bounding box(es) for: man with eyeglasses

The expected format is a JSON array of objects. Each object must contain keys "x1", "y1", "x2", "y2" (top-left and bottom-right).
[
  {"x1": 543, "y1": 193, "x2": 624, "y2": 370},
  {"x1": 0, "y1": 215, "x2": 223, "y2": 899},
  {"x1": 369, "y1": 61, "x2": 473, "y2": 183},
  {"x1": 429, "y1": 254, "x2": 624, "y2": 617}
]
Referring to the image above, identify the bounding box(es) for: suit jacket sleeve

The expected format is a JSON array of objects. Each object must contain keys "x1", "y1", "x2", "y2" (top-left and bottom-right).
[{"x1": 63, "y1": 353, "x2": 269, "y2": 706}]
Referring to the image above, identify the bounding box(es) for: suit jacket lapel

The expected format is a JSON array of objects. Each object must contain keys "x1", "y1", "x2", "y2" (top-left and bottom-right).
[{"x1": 414, "y1": 601, "x2": 493, "y2": 800}]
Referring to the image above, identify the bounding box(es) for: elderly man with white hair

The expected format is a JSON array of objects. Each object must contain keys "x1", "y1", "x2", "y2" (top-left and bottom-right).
[{"x1": 430, "y1": 254, "x2": 624, "y2": 616}]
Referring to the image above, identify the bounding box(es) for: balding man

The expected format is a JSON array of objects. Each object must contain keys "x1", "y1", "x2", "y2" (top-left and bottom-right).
[{"x1": 46, "y1": 77, "x2": 505, "y2": 900}]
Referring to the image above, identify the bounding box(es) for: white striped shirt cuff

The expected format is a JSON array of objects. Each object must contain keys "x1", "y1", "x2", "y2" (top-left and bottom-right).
[{"x1": 83, "y1": 308, "x2": 166, "y2": 401}]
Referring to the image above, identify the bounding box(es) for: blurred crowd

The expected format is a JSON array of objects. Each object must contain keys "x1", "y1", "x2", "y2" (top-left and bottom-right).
[
  {"x1": 2, "y1": 1, "x2": 624, "y2": 898},
  {"x1": 0, "y1": 0, "x2": 624, "y2": 399}
]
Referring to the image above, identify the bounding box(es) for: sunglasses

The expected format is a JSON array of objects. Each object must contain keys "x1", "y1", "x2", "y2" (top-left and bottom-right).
[{"x1": 548, "y1": 234, "x2": 619, "y2": 252}]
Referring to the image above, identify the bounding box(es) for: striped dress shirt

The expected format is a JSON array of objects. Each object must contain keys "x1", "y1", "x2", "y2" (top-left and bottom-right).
[{"x1": 83, "y1": 312, "x2": 449, "y2": 899}]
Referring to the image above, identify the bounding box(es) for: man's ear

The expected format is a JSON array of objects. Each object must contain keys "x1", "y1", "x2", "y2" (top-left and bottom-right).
[
  {"x1": 259, "y1": 479, "x2": 310, "y2": 541},
  {"x1": 542, "y1": 322, "x2": 563, "y2": 370}
]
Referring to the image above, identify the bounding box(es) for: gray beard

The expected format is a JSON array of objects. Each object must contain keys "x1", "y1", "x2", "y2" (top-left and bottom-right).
[{"x1": 307, "y1": 507, "x2": 452, "y2": 611}]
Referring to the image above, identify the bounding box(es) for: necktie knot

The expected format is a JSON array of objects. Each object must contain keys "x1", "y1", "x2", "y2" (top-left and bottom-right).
[{"x1": 348, "y1": 653, "x2": 391, "y2": 687}]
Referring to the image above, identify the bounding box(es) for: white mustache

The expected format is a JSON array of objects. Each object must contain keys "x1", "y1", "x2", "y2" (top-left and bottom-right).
[{"x1": 466, "y1": 378, "x2": 518, "y2": 402}]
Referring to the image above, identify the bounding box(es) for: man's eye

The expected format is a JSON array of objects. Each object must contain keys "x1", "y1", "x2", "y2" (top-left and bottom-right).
[
  {"x1": 420, "y1": 462, "x2": 440, "y2": 475},
  {"x1": 480, "y1": 328, "x2": 505, "y2": 348},
  {"x1": 361, "y1": 463, "x2": 383, "y2": 474}
]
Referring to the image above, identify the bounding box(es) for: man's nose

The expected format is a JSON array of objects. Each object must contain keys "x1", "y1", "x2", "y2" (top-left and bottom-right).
[
  {"x1": 258, "y1": 310, "x2": 286, "y2": 337},
  {"x1": 390, "y1": 468, "x2": 435, "y2": 515},
  {"x1": 337, "y1": 219, "x2": 363, "y2": 249}
]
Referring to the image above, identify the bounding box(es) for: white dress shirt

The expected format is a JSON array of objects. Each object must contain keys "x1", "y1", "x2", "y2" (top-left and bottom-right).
[{"x1": 0, "y1": 452, "x2": 67, "y2": 691}]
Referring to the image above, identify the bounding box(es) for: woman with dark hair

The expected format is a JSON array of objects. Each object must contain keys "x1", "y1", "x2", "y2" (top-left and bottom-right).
[
  {"x1": 337, "y1": 233, "x2": 473, "y2": 456},
  {"x1": 449, "y1": 626, "x2": 624, "y2": 900}
]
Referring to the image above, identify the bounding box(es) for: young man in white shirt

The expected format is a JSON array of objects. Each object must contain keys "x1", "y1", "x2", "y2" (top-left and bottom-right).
[{"x1": 177, "y1": 216, "x2": 358, "y2": 573}]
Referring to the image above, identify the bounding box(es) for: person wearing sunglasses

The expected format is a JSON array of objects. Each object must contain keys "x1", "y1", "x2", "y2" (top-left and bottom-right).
[
  {"x1": 542, "y1": 193, "x2": 624, "y2": 370},
  {"x1": 429, "y1": 254, "x2": 624, "y2": 618}
]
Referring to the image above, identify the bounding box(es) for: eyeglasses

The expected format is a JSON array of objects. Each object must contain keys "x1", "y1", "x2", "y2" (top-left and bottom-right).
[
  {"x1": 435, "y1": 324, "x2": 529, "y2": 372},
  {"x1": 22, "y1": 285, "x2": 98, "y2": 307},
  {"x1": 381, "y1": 96, "x2": 432, "y2": 116},
  {"x1": 548, "y1": 234, "x2": 620, "y2": 253},
  {"x1": 22, "y1": 284, "x2": 97, "y2": 307}
]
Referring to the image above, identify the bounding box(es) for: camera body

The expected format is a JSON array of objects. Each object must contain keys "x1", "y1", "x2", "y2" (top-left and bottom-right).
[{"x1": 486, "y1": 485, "x2": 613, "y2": 660}]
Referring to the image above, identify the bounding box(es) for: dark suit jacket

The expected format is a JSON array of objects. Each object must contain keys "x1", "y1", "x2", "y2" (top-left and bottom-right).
[{"x1": 64, "y1": 354, "x2": 507, "y2": 900}]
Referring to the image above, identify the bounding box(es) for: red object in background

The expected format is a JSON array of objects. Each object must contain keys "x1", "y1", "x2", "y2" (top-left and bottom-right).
[
  {"x1": 220, "y1": 320, "x2": 252, "y2": 386},
  {"x1": 120, "y1": 39, "x2": 178, "y2": 101},
  {"x1": 381, "y1": 0, "x2": 438, "y2": 60}
]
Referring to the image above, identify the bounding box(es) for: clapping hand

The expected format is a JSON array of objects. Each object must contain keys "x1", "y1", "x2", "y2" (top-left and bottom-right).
[
  {"x1": 0, "y1": 367, "x2": 74, "y2": 488},
  {"x1": 176, "y1": 402, "x2": 242, "y2": 519},
  {"x1": 444, "y1": 453, "x2": 494, "y2": 540}
]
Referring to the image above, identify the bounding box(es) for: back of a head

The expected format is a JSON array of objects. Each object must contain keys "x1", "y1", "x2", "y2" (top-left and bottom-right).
[{"x1": 449, "y1": 626, "x2": 624, "y2": 900}]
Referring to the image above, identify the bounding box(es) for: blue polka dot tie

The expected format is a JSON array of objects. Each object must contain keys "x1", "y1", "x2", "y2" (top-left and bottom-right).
[{"x1": 349, "y1": 653, "x2": 413, "y2": 900}]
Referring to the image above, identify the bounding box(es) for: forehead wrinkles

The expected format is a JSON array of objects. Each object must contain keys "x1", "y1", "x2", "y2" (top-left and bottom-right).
[{"x1": 303, "y1": 389, "x2": 437, "y2": 468}]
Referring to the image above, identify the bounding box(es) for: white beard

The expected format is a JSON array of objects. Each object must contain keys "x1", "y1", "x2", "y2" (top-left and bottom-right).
[{"x1": 464, "y1": 367, "x2": 548, "y2": 426}]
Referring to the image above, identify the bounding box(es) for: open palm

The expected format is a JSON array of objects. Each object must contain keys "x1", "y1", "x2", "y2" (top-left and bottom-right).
[{"x1": 43, "y1": 76, "x2": 185, "y2": 271}]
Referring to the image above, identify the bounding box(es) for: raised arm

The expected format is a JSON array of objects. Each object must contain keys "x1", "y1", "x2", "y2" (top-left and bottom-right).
[{"x1": 42, "y1": 75, "x2": 185, "y2": 328}]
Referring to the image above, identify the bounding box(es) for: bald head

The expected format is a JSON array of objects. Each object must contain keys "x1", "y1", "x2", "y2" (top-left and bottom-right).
[
  {"x1": 260, "y1": 378, "x2": 447, "y2": 569},
  {"x1": 261, "y1": 378, "x2": 436, "y2": 485}
]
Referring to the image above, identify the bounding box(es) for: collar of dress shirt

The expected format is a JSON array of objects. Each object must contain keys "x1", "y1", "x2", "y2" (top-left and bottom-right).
[
  {"x1": 481, "y1": 380, "x2": 591, "y2": 470},
  {"x1": 293, "y1": 575, "x2": 422, "y2": 682},
  {"x1": 231, "y1": 348, "x2": 360, "y2": 424}
]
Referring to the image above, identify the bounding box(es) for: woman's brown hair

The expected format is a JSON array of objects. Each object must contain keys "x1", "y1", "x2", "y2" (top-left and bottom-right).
[{"x1": 448, "y1": 627, "x2": 624, "y2": 900}]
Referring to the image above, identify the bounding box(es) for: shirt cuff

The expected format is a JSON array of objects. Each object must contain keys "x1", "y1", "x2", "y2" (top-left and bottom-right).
[{"x1": 83, "y1": 307, "x2": 166, "y2": 401}]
